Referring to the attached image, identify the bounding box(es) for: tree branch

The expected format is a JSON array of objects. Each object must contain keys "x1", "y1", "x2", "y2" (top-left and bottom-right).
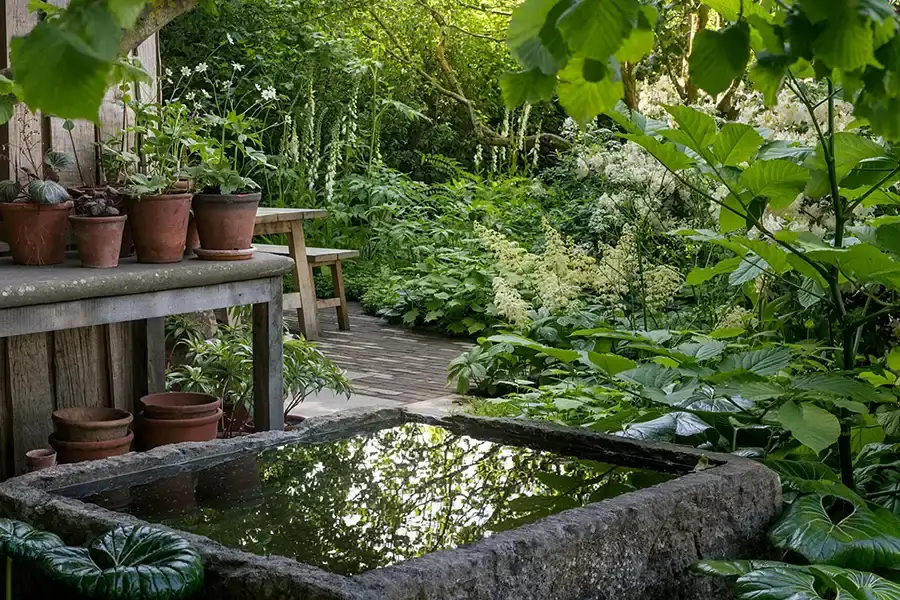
[{"x1": 120, "y1": 0, "x2": 200, "y2": 56}]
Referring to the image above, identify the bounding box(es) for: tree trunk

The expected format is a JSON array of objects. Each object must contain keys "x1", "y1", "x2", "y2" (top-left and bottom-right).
[
  {"x1": 683, "y1": 3, "x2": 709, "y2": 103},
  {"x1": 622, "y1": 62, "x2": 639, "y2": 110}
]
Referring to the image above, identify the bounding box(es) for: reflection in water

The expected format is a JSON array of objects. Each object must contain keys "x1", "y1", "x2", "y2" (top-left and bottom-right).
[{"x1": 79, "y1": 423, "x2": 673, "y2": 575}]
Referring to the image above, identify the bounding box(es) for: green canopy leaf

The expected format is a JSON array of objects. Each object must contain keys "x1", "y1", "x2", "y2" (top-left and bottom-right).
[{"x1": 688, "y1": 22, "x2": 751, "y2": 97}]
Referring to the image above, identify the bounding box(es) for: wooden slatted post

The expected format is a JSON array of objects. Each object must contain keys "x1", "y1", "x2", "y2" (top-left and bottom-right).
[{"x1": 252, "y1": 277, "x2": 284, "y2": 431}]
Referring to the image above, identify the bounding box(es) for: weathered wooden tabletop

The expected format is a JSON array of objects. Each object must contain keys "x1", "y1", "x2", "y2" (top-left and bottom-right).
[
  {"x1": 0, "y1": 253, "x2": 294, "y2": 309},
  {"x1": 255, "y1": 207, "x2": 328, "y2": 224}
]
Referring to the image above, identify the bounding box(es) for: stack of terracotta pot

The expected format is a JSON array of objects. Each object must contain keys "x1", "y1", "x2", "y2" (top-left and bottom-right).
[
  {"x1": 136, "y1": 392, "x2": 222, "y2": 450},
  {"x1": 49, "y1": 408, "x2": 134, "y2": 464}
]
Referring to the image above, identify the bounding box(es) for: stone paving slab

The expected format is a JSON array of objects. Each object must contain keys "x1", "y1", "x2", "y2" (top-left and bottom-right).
[{"x1": 285, "y1": 302, "x2": 469, "y2": 417}]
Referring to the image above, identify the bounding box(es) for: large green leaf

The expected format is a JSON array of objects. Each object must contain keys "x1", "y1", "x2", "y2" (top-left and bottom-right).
[
  {"x1": 10, "y1": 5, "x2": 120, "y2": 121},
  {"x1": 740, "y1": 159, "x2": 809, "y2": 210},
  {"x1": 557, "y1": 0, "x2": 638, "y2": 61},
  {"x1": 778, "y1": 401, "x2": 841, "y2": 454},
  {"x1": 486, "y1": 334, "x2": 580, "y2": 363},
  {"x1": 584, "y1": 352, "x2": 636, "y2": 375},
  {"x1": 661, "y1": 105, "x2": 718, "y2": 161},
  {"x1": 42, "y1": 526, "x2": 204, "y2": 600},
  {"x1": 712, "y1": 123, "x2": 765, "y2": 167},
  {"x1": 0, "y1": 519, "x2": 63, "y2": 562},
  {"x1": 719, "y1": 347, "x2": 792, "y2": 376},
  {"x1": 807, "y1": 133, "x2": 887, "y2": 197},
  {"x1": 792, "y1": 373, "x2": 883, "y2": 403},
  {"x1": 769, "y1": 494, "x2": 900, "y2": 570},
  {"x1": 500, "y1": 69, "x2": 557, "y2": 107},
  {"x1": 507, "y1": 0, "x2": 572, "y2": 74},
  {"x1": 558, "y1": 56, "x2": 623, "y2": 126},
  {"x1": 688, "y1": 22, "x2": 751, "y2": 97},
  {"x1": 685, "y1": 257, "x2": 742, "y2": 285}
]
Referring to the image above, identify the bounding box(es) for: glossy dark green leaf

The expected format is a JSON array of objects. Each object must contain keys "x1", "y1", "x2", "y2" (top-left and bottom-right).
[
  {"x1": 42, "y1": 526, "x2": 204, "y2": 600},
  {"x1": 0, "y1": 519, "x2": 64, "y2": 562},
  {"x1": 718, "y1": 347, "x2": 792, "y2": 376},
  {"x1": 770, "y1": 494, "x2": 900, "y2": 570},
  {"x1": 28, "y1": 180, "x2": 70, "y2": 205}
]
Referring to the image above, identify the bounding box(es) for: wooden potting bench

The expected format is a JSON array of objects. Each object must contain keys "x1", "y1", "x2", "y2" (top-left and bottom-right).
[{"x1": 0, "y1": 253, "x2": 294, "y2": 474}]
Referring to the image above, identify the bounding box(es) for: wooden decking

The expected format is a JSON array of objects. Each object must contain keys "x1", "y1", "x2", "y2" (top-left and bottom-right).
[{"x1": 284, "y1": 302, "x2": 471, "y2": 417}]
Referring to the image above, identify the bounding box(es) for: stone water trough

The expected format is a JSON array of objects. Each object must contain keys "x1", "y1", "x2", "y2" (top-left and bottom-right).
[{"x1": 0, "y1": 407, "x2": 780, "y2": 600}]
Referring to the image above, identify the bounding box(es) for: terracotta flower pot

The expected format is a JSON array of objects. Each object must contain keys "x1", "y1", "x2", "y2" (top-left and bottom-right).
[
  {"x1": 127, "y1": 193, "x2": 193, "y2": 264},
  {"x1": 137, "y1": 408, "x2": 223, "y2": 450},
  {"x1": 25, "y1": 448, "x2": 57, "y2": 472},
  {"x1": 52, "y1": 407, "x2": 133, "y2": 443},
  {"x1": 139, "y1": 392, "x2": 221, "y2": 421},
  {"x1": 69, "y1": 215, "x2": 128, "y2": 268},
  {"x1": 49, "y1": 431, "x2": 133, "y2": 464},
  {"x1": 0, "y1": 201, "x2": 73, "y2": 265},
  {"x1": 192, "y1": 192, "x2": 261, "y2": 252}
]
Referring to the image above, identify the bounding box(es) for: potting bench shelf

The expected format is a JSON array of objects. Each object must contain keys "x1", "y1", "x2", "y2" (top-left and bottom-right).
[{"x1": 0, "y1": 253, "x2": 294, "y2": 476}]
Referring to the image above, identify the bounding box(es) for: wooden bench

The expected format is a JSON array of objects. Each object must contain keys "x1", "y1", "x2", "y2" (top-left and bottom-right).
[{"x1": 256, "y1": 245, "x2": 359, "y2": 330}]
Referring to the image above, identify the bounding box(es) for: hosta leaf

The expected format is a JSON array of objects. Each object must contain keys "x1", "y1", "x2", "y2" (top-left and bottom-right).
[
  {"x1": 712, "y1": 123, "x2": 765, "y2": 167},
  {"x1": 769, "y1": 494, "x2": 900, "y2": 570},
  {"x1": 792, "y1": 373, "x2": 882, "y2": 403},
  {"x1": 42, "y1": 526, "x2": 204, "y2": 600},
  {"x1": 486, "y1": 334, "x2": 580, "y2": 363},
  {"x1": 692, "y1": 559, "x2": 791, "y2": 578},
  {"x1": 735, "y1": 566, "x2": 824, "y2": 600},
  {"x1": 688, "y1": 22, "x2": 751, "y2": 97},
  {"x1": 584, "y1": 352, "x2": 636, "y2": 375},
  {"x1": 778, "y1": 401, "x2": 840, "y2": 454},
  {"x1": 728, "y1": 254, "x2": 767, "y2": 286},
  {"x1": 617, "y1": 411, "x2": 713, "y2": 442},
  {"x1": 0, "y1": 519, "x2": 64, "y2": 562},
  {"x1": 740, "y1": 159, "x2": 808, "y2": 210},
  {"x1": 719, "y1": 347, "x2": 792, "y2": 376},
  {"x1": 617, "y1": 363, "x2": 680, "y2": 389},
  {"x1": 761, "y1": 459, "x2": 838, "y2": 483},
  {"x1": 557, "y1": 0, "x2": 639, "y2": 61}
]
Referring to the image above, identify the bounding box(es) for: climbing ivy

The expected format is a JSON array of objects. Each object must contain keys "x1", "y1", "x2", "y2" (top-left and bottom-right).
[{"x1": 502, "y1": 0, "x2": 900, "y2": 140}]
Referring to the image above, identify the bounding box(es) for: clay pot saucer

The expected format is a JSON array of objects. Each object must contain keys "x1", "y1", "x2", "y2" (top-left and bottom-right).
[
  {"x1": 139, "y1": 392, "x2": 221, "y2": 421},
  {"x1": 52, "y1": 407, "x2": 133, "y2": 442},
  {"x1": 194, "y1": 247, "x2": 255, "y2": 261}
]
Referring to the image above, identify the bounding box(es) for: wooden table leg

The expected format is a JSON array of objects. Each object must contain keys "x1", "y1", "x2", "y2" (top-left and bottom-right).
[
  {"x1": 132, "y1": 317, "x2": 166, "y2": 403},
  {"x1": 253, "y1": 277, "x2": 284, "y2": 431},
  {"x1": 287, "y1": 220, "x2": 319, "y2": 340}
]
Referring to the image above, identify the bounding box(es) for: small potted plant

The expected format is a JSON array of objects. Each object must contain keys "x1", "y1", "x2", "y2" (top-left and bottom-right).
[
  {"x1": 122, "y1": 101, "x2": 196, "y2": 264},
  {"x1": 173, "y1": 64, "x2": 276, "y2": 260},
  {"x1": 0, "y1": 146, "x2": 73, "y2": 265},
  {"x1": 188, "y1": 113, "x2": 272, "y2": 261},
  {"x1": 69, "y1": 189, "x2": 127, "y2": 268}
]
